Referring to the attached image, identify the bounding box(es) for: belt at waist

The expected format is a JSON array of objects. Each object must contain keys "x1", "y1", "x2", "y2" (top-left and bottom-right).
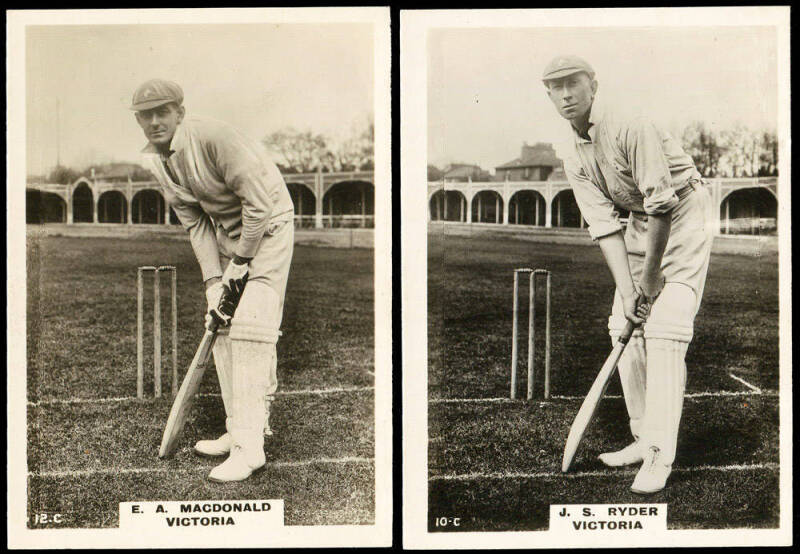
[
  {"x1": 629, "y1": 180, "x2": 702, "y2": 221},
  {"x1": 215, "y1": 208, "x2": 295, "y2": 237}
]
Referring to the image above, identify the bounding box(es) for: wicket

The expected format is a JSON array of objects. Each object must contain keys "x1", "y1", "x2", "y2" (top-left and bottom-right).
[
  {"x1": 511, "y1": 268, "x2": 551, "y2": 400},
  {"x1": 137, "y1": 265, "x2": 178, "y2": 398}
]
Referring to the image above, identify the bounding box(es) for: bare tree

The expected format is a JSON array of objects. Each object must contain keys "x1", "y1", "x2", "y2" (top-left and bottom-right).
[
  {"x1": 330, "y1": 116, "x2": 374, "y2": 172},
  {"x1": 682, "y1": 122, "x2": 725, "y2": 177},
  {"x1": 427, "y1": 164, "x2": 444, "y2": 181},
  {"x1": 684, "y1": 122, "x2": 778, "y2": 178},
  {"x1": 759, "y1": 131, "x2": 778, "y2": 176},
  {"x1": 262, "y1": 128, "x2": 332, "y2": 173},
  {"x1": 47, "y1": 165, "x2": 81, "y2": 185},
  {"x1": 719, "y1": 125, "x2": 750, "y2": 177}
]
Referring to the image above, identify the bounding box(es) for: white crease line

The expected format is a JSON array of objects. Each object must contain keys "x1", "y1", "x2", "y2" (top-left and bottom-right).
[
  {"x1": 28, "y1": 386, "x2": 374, "y2": 407},
  {"x1": 555, "y1": 390, "x2": 776, "y2": 400},
  {"x1": 728, "y1": 373, "x2": 763, "y2": 393},
  {"x1": 429, "y1": 462, "x2": 779, "y2": 482},
  {"x1": 430, "y1": 390, "x2": 776, "y2": 404},
  {"x1": 430, "y1": 397, "x2": 515, "y2": 404},
  {"x1": 29, "y1": 457, "x2": 374, "y2": 479}
]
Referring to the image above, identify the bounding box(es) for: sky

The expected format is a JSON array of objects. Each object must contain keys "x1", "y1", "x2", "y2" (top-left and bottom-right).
[
  {"x1": 26, "y1": 23, "x2": 373, "y2": 175},
  {"x1": 428, "y1": 26, "x2": 778, "y2": 172}
]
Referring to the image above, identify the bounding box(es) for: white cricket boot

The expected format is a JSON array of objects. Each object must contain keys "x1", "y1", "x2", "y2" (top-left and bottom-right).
[
  {"x1": 630, "y1": 446, "x2": 671, "y2": 494},
  {"x1": 598, "y1": 441, "x2": 643, "y2": 467},
  {"x1": 196, "y1": 402, "x2": 272, "y2": 456},
  {"x1": 207, "y1": 441, "x2": 266, "y2": 483},
  {"x1": 194, "y1": 420, "x2": 233, "y2": 457}
]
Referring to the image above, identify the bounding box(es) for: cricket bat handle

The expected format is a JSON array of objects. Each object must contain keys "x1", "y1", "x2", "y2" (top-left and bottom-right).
[{"x1": 618, "y1": 318, "x2": 635, "y2": 344}]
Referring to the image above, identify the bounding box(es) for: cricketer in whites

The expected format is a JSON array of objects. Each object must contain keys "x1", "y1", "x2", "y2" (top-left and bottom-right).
[
  {"x1": 543, "y1": 56, "x2": 714, "y2": 494},
  {"x1": 131, "y1": 79, "x2": 295, "y2": 482}
]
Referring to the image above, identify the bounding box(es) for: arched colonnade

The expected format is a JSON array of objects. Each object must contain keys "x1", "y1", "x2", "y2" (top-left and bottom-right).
[
  {"x1": 428, "y1": 178, "x2": 778, "y2": 235},
  {"x1": 26, "y1": 171, "x2": 376, "y2": 229}
]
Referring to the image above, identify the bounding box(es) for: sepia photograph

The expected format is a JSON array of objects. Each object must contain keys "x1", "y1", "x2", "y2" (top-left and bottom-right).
[
  {"x1": 402, "y1": 7, "x2": 791, "y2": 548},
  {"x1": 8, "y1": 8, "x2": 391, "y2": 548}
]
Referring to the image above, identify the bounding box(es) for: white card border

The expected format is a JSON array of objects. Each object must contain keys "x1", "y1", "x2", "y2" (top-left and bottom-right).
[
  {"x1": 401, "y1": 7, "x2": 792, "y2": 549},
  {"x1": 7, "y1": 7, "x2": 392, "y2": 549}
]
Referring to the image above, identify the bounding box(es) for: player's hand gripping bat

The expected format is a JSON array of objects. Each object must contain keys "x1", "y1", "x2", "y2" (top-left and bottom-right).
[
  {"x1": 561, "y1": 300, "x2": 646, "y2": 473},
  {"x1": 158, "y1": 286, "x2": 243, "y2": 458}
]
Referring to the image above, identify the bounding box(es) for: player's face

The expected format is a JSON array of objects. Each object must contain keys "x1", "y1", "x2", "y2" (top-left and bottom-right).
[
  {"x1": 545, "y1": 73, "x2": 597, "y2": 122},
  {"x1": 135, "y1": 103, "x2": 185, "y2": 150}
]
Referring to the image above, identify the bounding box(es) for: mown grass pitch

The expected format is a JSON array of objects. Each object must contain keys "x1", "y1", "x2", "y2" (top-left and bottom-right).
[
  {"x1": 428, "y1": 230, "x2": 779, "y2": 531},
  {"x1": 26, "y1": 234, "x2": 374, "y2": 528}
]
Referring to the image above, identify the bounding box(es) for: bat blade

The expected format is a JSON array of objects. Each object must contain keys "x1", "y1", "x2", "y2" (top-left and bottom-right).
[{"x1": 158, "y1": 329, "x2": 217, "y2": 458}]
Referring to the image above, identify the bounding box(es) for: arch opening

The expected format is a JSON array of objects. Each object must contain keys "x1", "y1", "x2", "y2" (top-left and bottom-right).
[
  {"x1": 720, "y1": 187, "x2": 777, "y2": 235},
  {"x1": 132, "y1": 189, "x2": 166, "y2": 224},
  {"x1": 97, "y1": 191, "x2": 128, "y2": 223},
  {"x1": 509, "y1": 190, "x2": 546, "y2": 226},
  {"x1": 287, "y1": 183, "x2": 317, "y2": 228},
  {"x1": 72, "y1": 183, "x2": 94, "y2": 223},
  {"x1": 551, "y1": 190, "x2": 583, "y2": 228},
  {"x1": 429, "y1": 190, "x2": 468, "y2": 222},
  {"x1": 471, "y1": 190, "x2": 504, "y2": 224},
  {"x1": 322, "y1": 181, "x2": 374, "y2": 228},
  {"x1": 27, "y1": 190, "x2": 67, "y2": 224}
]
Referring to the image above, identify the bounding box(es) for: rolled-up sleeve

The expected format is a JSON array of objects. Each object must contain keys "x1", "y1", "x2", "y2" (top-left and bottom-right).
[
  {"x1": 563, "y1": 155, "x2": 622, "y2": 240},
  {"x1": 624, "y1": 117, "x2": 679, "y2": 215},
  {"x1": 208, "y1": 127, "x2": 283, "y2": 258}
]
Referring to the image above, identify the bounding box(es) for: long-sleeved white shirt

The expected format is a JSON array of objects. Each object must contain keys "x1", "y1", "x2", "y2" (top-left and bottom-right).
[
  {"x1": 560, "y1": 102, "x2": 701, "y2": 240},
  {"x1": 142, "y1": 116, "x2": 294, "y2": 281}
]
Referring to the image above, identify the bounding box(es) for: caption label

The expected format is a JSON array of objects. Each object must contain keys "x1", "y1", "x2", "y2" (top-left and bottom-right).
[
  {"x1": 120, "y1": 500, "x2": 284, "y2": 531},
  {"x1": 550, "y1": 504, "x2": 666, "y2": 533}
]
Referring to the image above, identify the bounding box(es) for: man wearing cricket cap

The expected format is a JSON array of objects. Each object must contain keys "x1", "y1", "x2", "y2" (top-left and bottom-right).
[
  {"x1": 542, "y1": 56, "x2": 714, "y2": 493},
  {"x1": 130, "y1": 78, "x2": 295, "y2": 482}
]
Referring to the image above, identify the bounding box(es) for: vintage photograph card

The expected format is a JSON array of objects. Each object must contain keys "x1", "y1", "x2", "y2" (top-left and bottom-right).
[
  {"x1": 8, "y1": 7, "x2": 391, "y2": 548},
  {"x1": 402, "y1": 7, "x2": 791, "y2": 548}
]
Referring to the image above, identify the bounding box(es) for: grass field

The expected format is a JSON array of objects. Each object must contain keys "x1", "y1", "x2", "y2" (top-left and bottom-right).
[
  {"x1": 427, "y1": 229, "x2": 780, "y2": 532},
  {"x1": 26, "y1": 233, "x2": 375, "y2": 528}
]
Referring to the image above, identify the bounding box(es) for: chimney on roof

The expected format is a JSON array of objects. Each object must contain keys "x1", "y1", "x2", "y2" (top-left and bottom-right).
[
  {"x1": 521, "y1": 144, "x2": 535, "y2": 160},
  {"x1": 521, "y1": 142, "x2": 556, "y2": 161}
]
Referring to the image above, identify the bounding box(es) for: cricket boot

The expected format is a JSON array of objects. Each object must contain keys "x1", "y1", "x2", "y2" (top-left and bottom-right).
[
  {"x1": 194, "y1": 430, "x2": 233, "y2": 457},
  {"x1": 196, "y1": 408, "x2": 274, "y2": 457},
  {"x1": 598, "y1": 441, "x2": 643, "y2": 467},
  {"x1": 196, "y1": 405, "x2": 273, "y2": 456},
  {"x1": 630, "y1": 446, "x2": 671, "y2": 494},
  {"x1": 208, "y1": 442, "x2": 266, "y2": 483},
  {"x1": 208, "y1": 410, "x2": 267, "y2": 483}
]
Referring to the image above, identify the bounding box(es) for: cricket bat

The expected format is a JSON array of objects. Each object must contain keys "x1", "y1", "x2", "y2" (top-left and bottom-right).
[
  {"x1": 158, "y1": 287, "x2": 241, "y2": 459},
  {"x1": 561, "y1": 318, "x2": 637, "y2": 472}
]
